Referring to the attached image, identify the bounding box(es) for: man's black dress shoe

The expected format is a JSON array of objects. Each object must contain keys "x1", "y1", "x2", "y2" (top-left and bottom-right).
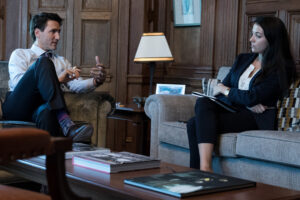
[{"x1": 67, "y1": 123, "x2": 93, "y2": 142}]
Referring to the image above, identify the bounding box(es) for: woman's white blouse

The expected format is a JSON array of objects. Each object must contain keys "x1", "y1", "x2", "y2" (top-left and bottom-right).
[{"x1": 238, "y1": 64, "x2": 260, "y2": 90}]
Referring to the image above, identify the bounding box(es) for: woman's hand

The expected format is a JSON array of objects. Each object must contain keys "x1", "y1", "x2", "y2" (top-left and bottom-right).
[
  {"x1": 58, "y1": 66, "x2": 81, "y2": 83},
  {"x1": 213, "y1": 83, "x2": 230, "y2": 96},
  {"x1": 248, "y1": 104, "x2": 267, "y2": 113}
]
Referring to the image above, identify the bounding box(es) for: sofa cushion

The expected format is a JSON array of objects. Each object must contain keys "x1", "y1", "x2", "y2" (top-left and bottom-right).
[
  {"x1": 159, "y1": 121, "x2": 188, "y2": 148},
  {"x1": 277, "y1": 79, "x2": 300, "y2": 131},
  {"x1": 236, "y1": 130, "x2": 300, "y2": 167},
  {"x1": 216, "y1": 133, "x2": 239, "y2": 157},
  {"x1": 159, "y1": 121, "x2": 238, "y2": 157}
]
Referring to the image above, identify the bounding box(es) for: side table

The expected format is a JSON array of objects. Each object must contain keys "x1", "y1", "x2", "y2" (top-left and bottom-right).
[{"x1": 106, "y1": 104, "x2": 150, "y2": 155}]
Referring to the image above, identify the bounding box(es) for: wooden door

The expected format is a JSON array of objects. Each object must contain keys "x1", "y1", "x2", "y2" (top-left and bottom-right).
[
  {"x1": 73, "y1": 0, "x2": 118, "y2": 95},
  {"x1": 0, "y1": 0, "x2": 4, "y2": 60}
]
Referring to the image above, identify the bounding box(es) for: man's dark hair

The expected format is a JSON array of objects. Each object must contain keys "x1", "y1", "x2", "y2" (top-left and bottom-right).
[{"x1": 29, "y1": 12, "x2": 62, "y2": 41}]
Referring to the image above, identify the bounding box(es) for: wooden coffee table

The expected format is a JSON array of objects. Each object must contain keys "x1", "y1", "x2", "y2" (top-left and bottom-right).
[{"x1": 1, "y1": 158, "x2": 300, "y2": 200}]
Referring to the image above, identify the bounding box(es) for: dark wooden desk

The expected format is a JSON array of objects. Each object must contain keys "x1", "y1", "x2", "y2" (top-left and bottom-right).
[
  {"x1": 1, "y1": 159, "x2": 300, "y2": 200},
  {"x1": 107, "y1": 104, "x2": 150, "y2": 155}
]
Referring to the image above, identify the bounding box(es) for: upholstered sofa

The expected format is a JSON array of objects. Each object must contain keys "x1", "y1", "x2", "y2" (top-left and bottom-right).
[{"x1": 144, "y1": 67, "x2": 300, "y2": 191}]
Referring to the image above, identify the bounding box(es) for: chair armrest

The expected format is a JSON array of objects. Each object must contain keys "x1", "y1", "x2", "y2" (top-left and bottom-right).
[
  {"x1": 144, "y1": 94, "x2": 197, "y2": 158},
  {"x1": 0, "y1": 128, "x2": 72, "y2": 163},
  {"x1": 64, "y1": 92, "x2": 114, "y2": 147},
  {"x1": 144, "y1": 94, "x2": 197, "y2": 122},
  {"x1": 0, "y1": 119, "x2": 88, "y2": 200},
  {"x1": 0, "y1": 128, "x2": 51, "y2": 162}
]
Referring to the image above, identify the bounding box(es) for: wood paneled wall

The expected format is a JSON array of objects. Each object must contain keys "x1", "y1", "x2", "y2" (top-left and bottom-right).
[{"x1": 0, "y1": 0, "x2": 5, "y2": 60}]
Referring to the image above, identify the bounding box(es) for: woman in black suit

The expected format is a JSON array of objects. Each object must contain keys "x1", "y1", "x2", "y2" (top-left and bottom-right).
[{"x1": 187, "y1": 16, "x2": 297, "y2": 172}]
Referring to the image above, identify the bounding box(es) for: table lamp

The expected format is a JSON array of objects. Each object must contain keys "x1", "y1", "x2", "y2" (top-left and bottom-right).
[{"x1": 134, "y1": 32, "x2": 174, "y2": 95}]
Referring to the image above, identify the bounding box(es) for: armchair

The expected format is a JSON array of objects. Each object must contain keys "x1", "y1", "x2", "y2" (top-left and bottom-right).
[
  {"x1": 0, "y1": 61, "x2": 114, "y2": 147},
  {"x1": 0, "y1": 127, "x2": 90, "y2": 200}
]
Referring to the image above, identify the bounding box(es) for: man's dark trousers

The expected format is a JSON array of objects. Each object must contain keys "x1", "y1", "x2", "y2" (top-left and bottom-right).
[{"x1": 2, "y1": 55, "x2": 67, "y2": 136}]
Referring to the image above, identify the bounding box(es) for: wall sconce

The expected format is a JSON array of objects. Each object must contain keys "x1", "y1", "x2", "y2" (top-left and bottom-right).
[{"x1": 134, "y1": 32, "x2": 174, "y2": 95}]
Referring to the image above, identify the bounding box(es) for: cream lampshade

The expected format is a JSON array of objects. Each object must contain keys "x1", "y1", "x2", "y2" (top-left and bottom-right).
[{"x1": 134, "y1": 32, "x2": 174, "y2": 95}]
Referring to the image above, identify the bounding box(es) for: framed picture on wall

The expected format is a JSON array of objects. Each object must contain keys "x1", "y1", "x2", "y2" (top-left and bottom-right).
[{"x1": 173, "y1": 0, "x2": 202, "y2": 26}]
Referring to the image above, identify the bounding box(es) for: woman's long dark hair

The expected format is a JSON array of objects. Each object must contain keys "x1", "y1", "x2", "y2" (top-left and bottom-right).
[{"x1": 254, "y1": 16, "x2": 296, "y2": 98}]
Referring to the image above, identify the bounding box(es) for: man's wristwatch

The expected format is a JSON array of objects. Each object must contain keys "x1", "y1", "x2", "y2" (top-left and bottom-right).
[{"x1": 224, "y1": 88, "x2": 230, "y2": 96}]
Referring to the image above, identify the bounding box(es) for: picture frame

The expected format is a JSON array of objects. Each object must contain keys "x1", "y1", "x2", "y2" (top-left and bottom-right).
[
  {"x1": 155, "y1": 84, "x2": 186, "y2": 95},
  {"x1": 173, "y1": 0, "x2": 202, "y2": 27}
]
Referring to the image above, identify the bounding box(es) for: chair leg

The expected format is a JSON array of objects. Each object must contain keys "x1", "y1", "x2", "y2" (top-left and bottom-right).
[{"x1": 46, "y1": 152, "x2": 91, "y2": 200}]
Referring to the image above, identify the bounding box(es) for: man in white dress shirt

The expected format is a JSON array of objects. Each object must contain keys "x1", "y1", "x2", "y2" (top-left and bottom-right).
[{"x1": 2, "y1": 12, "x2": 106, "y2": 142}]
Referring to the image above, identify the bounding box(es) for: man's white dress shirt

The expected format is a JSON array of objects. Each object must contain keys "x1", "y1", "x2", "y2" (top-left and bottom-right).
[{"x1": 8, "y1": 42, "x2": 95, "y2": 93}]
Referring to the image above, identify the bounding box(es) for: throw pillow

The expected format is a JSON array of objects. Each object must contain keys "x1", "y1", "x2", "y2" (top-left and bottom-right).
[{"x1": 277, "y1": 79, "x2": 300, "y2": 131}]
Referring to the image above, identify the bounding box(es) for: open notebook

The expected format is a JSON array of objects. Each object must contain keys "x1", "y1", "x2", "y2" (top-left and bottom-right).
[{"x1": 192, "y1": 92, "x2": 238, "y2": 113}]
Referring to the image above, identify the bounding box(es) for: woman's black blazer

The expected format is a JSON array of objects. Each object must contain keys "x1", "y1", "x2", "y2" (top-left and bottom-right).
[{"x1": 218, "y1": 53, "x2": 281, "y2": 130}]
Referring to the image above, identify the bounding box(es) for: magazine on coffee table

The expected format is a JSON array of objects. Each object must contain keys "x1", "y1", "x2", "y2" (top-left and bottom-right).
[
  {"x1": 124, "y1": 171, "x2": 256, "y2": 198},
  {"x1": 38, "y1": 143, "x2": 110, "y2": 160},
  {"x1": 65, "y1": 147, "x2": 110, "y2": 159},
  {"x1": 72, "y1": 151, "x2": 160, "y2": 173},
  {"x1": 192, "y1": 91, "x2": 238, "y2": 113}
]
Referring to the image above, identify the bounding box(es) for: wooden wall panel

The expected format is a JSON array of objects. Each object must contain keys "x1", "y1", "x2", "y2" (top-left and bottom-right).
[
  {"x1": 115, "y1": 0, "x2": 130, "y2": 104},
  {"x1": 167, "y1": 0, "x2": 216, "y2": 78},
  {"x1": 126, "y1": 0, "x2": 148, "y2": 101},
  {"x1": 288, "y1": 12, "x2": 300, "y2": 67},
  {"x1": 39, "y1": 0, "x2": 66, "y2": 9},
  {"x1": 73, "y1": 0, "x2": 118, "y2": 95},
  {"x1": 214, "y1": 0, "x2": 239, "y2": 72},
  {"x1": 81, "y1": 20, "x2": 110, "y2": 67},
  {"x1": 82, "y1": 0, "x2": 111, "y2": 11},
  {"x1": 4, "y1": 0, "x2": 25, "y2": 60},
  {"x1": 0, "y1": 0, "x2": 4, "y2": 60}
]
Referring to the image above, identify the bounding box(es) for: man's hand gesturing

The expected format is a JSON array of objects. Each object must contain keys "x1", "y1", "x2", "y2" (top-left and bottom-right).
[
  {"x1": 58, "y1": 66, "x2": 80, "y2": 83},
  {"x1": 90, "y1": 56, "x2": 106, "y2": 87}
]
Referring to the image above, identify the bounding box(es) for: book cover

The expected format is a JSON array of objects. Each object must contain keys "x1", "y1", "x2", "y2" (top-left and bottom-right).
[
  {"x1": 65, "y1": 143, "x2": 110, "y2": 159},
  {"x1": 38, "y1": 143, "x2": 110, "y2": 160},
  {"x1": 72, "y1": 151, "x2": 160, "y2": 173},
  {"x1": 192, "y1": 92, "x2": 238, "y2": 113},
  {"x1": 124, "y1": 171, "x2": 256, "y2": 198}
]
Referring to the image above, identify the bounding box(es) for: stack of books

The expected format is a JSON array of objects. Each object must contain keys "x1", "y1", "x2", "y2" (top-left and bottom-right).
[
  {"x1": 72, "y1": 151, "x2": 160, "y2": 173},
  {"x1": 38, "y1": 143, "x2": 110, "y2": 160}
]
